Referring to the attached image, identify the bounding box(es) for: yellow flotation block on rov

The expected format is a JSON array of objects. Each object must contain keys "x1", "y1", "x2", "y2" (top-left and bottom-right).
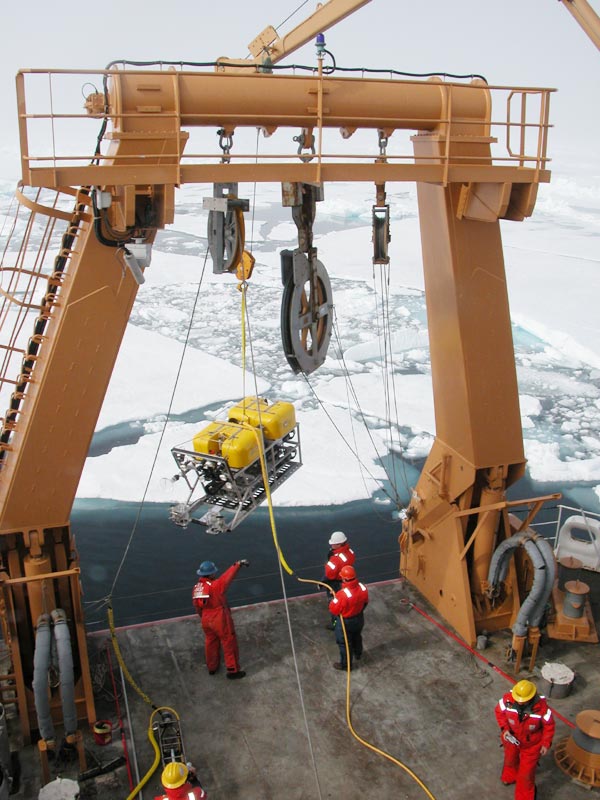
[
  {"x1": 170, "y1": 397, "x2": 301, "y2": 532},
  {"x1": 227, "y1": 396, "x2": 296, "y2": 441},
  {"x1": 192, "y1": 421, "x2": 260, "y2": 470}
]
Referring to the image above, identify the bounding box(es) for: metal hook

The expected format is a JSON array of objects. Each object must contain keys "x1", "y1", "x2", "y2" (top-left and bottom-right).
[
  {"x1": 217, "y1": 128, "x2": 234, "y2": 163},
  {"x1": 378, "y1": 129, "x2": 389, "y2": 157},
  {"x1": 293, "y1": 129, "x2": 316, "y2": 163}
]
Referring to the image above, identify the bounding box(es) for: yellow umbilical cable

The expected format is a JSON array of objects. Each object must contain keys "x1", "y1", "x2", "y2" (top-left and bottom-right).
[
  {"x1": 236, "y1": 420, "x2": 437, "y2": 800},
  {"x1": 125, "y1": 706, "x2": 179, "y2": 800},
  {"x1": 337, "y1": 617, "x2": 437, "y2": 800},
  {"x1": 241, "y1": 281, "x2": 247, "y2": 410},
  {"x1": 238, "y1": 261, "x2": 437, "y2": 799},
  {"x1": 108, "y1": 604, "x2": 157, "y2": 710}
]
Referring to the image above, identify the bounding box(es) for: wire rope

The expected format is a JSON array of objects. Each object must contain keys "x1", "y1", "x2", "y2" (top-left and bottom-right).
[
  {"x1": 299, "y1": 367, "x2": 397, "y2": 507},
  {"x1": 249, "y1": 127, "x2": 260, "y2": 253},
  {"x1": 275, "y1": 0, "x2": 312, "y2": 33},
  {"x1": 374, "y1": 261, "x2": 411, "y2": 497},
  {"x1": 109, "y1": 248, "x2": 209, "y2": 598},
  {"x1": 240, "y1": 271, "x2": 436, "y2": 799},
  {"x1": 330, "y1": 315, "x2": 404, "y2": 509},
  {"x1": 90, "y1": 132, "x2": 430, "y2": 798},
  {"x1": 240, "y1": 274, "x2": 324, "y2": 800},
  {"x1": 240, "y1": 409, "x2": 437, "y2": 798},
  {"x1": 105, "y1": 248, "x2": 210, "y2": 710}
]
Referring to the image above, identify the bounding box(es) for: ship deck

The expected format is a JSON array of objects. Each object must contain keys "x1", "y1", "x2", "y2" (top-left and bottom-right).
[{"x1": 12, "y1": 574, "x2": 600, "y2": 799}]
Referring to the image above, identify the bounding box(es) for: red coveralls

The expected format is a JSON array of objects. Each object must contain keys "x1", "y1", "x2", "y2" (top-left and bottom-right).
[
  {"x1": 324, "y1": 543, "x2": 355, "y2": 583},
  {"x1": 192, "y1": 563, "x2": 241, "y2": 675},
  {"x1": 494, "y1": 691, "x2": 555, "y2": 800},
  {"x1": 154, "y1": 783, "x2": 206, "y2": 799},
  {"x1": 328, "y1": 579, "x2": 369, "y2": 668}
]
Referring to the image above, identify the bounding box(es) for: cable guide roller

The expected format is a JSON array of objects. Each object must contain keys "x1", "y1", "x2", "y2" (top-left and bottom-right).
[
  {"x1": 372, "y1": 183, "x2": 390, "y2": 265},
  {"x1": 169, "y1": 397, "x2": 302, "y2": 534},
  {"x1": 280, "y1": 182, "x2": 333, "y2": 375},
  {"x1": 204, "y1": 182, "x2": 250, "y2": 274},
  {"x1": 153, "y1": 709, "x2": 186, "y2": 767}
]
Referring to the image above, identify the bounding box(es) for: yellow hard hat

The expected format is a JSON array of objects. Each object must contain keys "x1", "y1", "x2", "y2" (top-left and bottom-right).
[
  {"x1": 511, "y1": 679, "x2": 536, "y2": 704},
  {"x1": 161, "y1": 761, "x2": 189, "y2": 789}
]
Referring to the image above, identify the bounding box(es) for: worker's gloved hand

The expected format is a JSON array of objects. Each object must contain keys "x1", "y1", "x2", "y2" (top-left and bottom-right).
[{"x1": 238, "y1": 559, "x2": 250, "y2": 567}]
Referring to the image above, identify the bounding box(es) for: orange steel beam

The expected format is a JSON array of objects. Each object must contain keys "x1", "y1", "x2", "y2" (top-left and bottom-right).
[
  {"x1": 558, "y1": 0, "x2": 600, "y2": 50},
  {"x1": 16, "y1": 69, "x2": 553, "y2": 192},
  {"x1": 0, "y1": 221, "x2": 146, "y2": 530},
  {"x1": 399, "y1": 127, "x2": 548, "y2": 646},
  {"x1": 21, "y1": 162, "x2": 552, "y2": 190},
  {"x1": 109, "y1": 71, "x2": 490, "y2": 133}
]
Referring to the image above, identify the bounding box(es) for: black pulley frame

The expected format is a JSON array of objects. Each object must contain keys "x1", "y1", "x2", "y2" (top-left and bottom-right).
[
  {"x1": 280, "y1": 249, "x2": 333, "y2": 375},
  {"x1": 204, "y1": 183, "x2": 249, "y2": 274},
  {"x1": 372, "y1": 205, "x2": 390, "y2": 265}
]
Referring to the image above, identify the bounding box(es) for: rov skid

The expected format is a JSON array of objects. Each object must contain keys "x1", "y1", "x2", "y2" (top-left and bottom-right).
[{"x1": 169, "y1": 398, "x2": 301, "y2": 534}]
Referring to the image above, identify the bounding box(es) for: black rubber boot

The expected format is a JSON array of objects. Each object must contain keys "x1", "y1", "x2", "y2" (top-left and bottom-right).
[{"x1": 226, "y1": 670, "x2": 246, "y2": 680}]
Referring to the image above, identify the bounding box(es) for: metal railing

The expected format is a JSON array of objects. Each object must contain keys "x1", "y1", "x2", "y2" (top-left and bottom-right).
[
  {"x1": 530, "y1": 503, "x2": 600, "y2": 550},
  {"x1": 14, "y1": 66, "x2": 554, "y2": 188}
]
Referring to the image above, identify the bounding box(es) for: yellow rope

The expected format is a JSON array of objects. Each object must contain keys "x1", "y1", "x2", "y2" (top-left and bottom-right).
[
  {"x1": 108, "y1": 604, "x2": 157, "y2": 710},
  {"x1": 125, "y1": 706, "x2": 175, "y2": 800},
  {"x1": 338, "y1": 616, "x2": 437, "y2": 799},
  {"x1": 110, "y1": 208, "x2": 436, "y2": 800},
  {"x1": 237, "y1": 282, "x2": 437, "y2": 800},
  {"x1": 114, "y1": 232, "x2": 437, "y2": 800},
  {"x1": 233, "y1": 416, "x2": 437, "y2": 799}
]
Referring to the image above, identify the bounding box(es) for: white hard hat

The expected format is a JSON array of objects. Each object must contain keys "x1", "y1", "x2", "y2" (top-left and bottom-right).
[{"x1": 329, "y1": 530, "x2": 347, "y2": 546}]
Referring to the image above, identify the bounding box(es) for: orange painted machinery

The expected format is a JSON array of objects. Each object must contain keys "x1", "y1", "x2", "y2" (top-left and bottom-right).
[{"x1": 0, "y1": 0, "x2": 587, "y2": 762}]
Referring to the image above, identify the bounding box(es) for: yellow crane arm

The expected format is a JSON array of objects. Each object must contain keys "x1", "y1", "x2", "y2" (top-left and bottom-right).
[
  {"x1": 558, "y1": 0, "x2": 600, "y2": 50},
  {"x1": 216, "y1": 0, "x2": 372, "y2": 70}
]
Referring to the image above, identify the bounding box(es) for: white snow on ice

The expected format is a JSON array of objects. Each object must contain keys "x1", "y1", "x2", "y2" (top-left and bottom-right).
[{"x1": 1, "y1": 156, "x2": 599, "y2": 509}]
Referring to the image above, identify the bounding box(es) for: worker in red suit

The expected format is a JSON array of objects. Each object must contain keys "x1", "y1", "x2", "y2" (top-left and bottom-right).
[
  {"x1": 494, "y1": 679, "x2": 555, "y2": 800},
  {"x1": 192, "y1": 559, "x2": 249, "y2": 680},
  {"x1": 154, "y1": 762, "x2": 206, "y2": 799},
  {"x1": 322, "y1": 530, "x2": 356, "y2": 629},
  {"x1": 328, "y1": 565, "x2": 369, "y2": 671}
]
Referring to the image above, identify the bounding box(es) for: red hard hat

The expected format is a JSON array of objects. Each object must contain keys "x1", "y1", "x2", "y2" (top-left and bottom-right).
[{"x1": 340, "y1": 565, "x2": 356, "y2": 581}]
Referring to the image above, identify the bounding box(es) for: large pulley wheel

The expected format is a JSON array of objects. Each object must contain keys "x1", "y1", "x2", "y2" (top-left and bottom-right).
[
  {"x1": 372, "y1": 206, "x2": 390, "y2": 265},
  {"x1": 281, "y1": 251, "x2": 333, "y2": 375},
  {"x1": 207, "y1": 207, "x2": 244, "y2": 273}
]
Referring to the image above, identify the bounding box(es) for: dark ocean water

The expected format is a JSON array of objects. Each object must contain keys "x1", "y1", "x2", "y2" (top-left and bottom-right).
[
  {"x1": 73, "y1": 497, "x2": 403, "y2": 631},
  {"x1": 72, "y1": 466, "x2": 600, "y2": 631}
]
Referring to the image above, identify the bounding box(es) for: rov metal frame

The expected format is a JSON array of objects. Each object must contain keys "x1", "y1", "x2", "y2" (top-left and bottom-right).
[{"x1": 169, "y1": 425, "x2": 302, "y2": 534}]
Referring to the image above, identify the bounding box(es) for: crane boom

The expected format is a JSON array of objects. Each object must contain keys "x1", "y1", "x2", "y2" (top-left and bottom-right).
[
  {"x1": 558, "y1": 0, "x2": 600, "y2": 50},
  {"x1": 216, "y1": 0, "x2": 372, "y2": 69}
]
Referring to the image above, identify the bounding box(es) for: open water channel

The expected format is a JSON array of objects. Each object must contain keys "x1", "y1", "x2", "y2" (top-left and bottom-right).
[{"x1": 72, "y1": 462, "x2": 600, "y2": 632}]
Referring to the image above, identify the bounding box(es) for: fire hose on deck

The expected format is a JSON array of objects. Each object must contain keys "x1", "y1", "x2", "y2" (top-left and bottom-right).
[{"x1": 486, "y1": 530, "x2": 557, "y2": 669}]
